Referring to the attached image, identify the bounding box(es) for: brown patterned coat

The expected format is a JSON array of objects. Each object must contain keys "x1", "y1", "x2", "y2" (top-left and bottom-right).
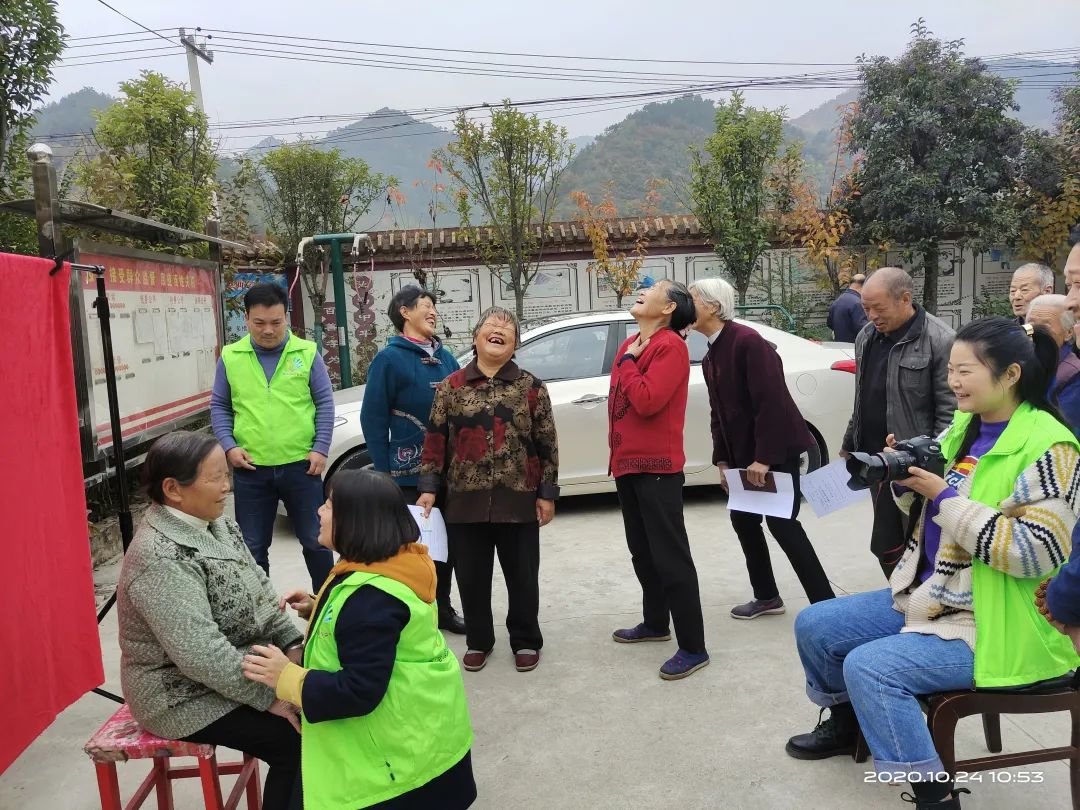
[{"x1": 418, "y1": 359, "x2": 560, "y2": 523}]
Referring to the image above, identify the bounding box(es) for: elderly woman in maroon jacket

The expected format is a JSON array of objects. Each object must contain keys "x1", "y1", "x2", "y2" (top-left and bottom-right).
[{"x1": 689, "y1": 277, "x2": 835, "y2": 619}]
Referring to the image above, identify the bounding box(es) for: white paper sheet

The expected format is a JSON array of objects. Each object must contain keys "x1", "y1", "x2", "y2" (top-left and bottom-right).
[
  {"x1": 151, "y1": 309, "x2": 169, "y2": 356},
  {"x1": 133, "y1": 308, "x2": 155, "y2": 344},
  {"x1": 801, "y1": 459, "x2": 870, "y2": 518},
  {"x1": 407, "y1": 505, "x2": 448, "y2": 563},
  {"x1": 724, "y1": 468, "x2": 796, "y2": 518}
]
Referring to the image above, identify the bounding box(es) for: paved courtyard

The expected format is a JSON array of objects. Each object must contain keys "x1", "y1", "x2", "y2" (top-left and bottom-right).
[{"x1": 1, "y1": 488, "x2": 1072, "y2": 809}]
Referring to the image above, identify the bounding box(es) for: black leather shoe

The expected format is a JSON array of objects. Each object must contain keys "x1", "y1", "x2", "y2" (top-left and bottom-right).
[
  {"x1": 901, "y1": 788, "x2": 971, "y2": 809},
  {"x1": 438, "y1": 605, "x2": 467, "y2": 635},
  {"x1": 785, "y1": 703, "x2": 858, "y2": 760}
]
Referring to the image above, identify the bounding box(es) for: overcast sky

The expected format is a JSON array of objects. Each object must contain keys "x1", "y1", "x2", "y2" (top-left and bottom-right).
[{"x1": 48, "y1": 0, "x2": 1080, "y2": 149}]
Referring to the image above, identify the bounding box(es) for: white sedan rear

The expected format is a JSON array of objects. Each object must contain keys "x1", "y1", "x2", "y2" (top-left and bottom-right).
[{"x1": 327, "y1": 311, "x2": 855, "y2": 495}]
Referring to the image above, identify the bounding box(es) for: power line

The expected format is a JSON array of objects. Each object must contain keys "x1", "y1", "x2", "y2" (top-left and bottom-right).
[
  {"x1": 90, "y1": 0, "x2": 177, "y2": 47},
  {"x1": 67, "y1": 28, "x2": 179, "y2": 41},
  {"x1": 54, "y1": 52, "x2": 184, "y2": 68}
]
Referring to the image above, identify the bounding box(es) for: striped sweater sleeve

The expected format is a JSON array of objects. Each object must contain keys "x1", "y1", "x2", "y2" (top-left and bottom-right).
[{"x1": 933, "y1": 443, "x2": 1080, "y2": 579}]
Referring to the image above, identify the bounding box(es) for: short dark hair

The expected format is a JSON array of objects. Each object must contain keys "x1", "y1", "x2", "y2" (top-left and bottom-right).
[
  {"x1": 328, "y1": 470, "x2": 420, "y2": 564},
  {"x1": 144, "y1": 431, "x2": 220, "y2": 504},
  {"x1": 1069, "y1": 223, "x2": 1080, "y2": 248},
  {"x1": 388, "y1": 286, "x2": 436, "y2": 333},
  {"x1": 244, "y1": 282, "x2": 288, "y2": 313},
  {"x1": 660, "y1": 280, "x2": 697, "y2": 333}
]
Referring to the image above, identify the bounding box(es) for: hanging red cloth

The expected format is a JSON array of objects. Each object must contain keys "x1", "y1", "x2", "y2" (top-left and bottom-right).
[{"x1": 0, "y1": 254, "x2": 103, "y2": 774}]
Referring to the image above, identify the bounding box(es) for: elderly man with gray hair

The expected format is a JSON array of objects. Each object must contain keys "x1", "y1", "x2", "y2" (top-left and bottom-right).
[
  {"x1": 1010, "y1": 262, "x2": 1055, "y2": 324},
  {"x1": 1026, "y1": 293, "x2": 1080, "y2": 434},
  {"x1": 843, "y1": 267, "x2": 956, "y2": 578}
]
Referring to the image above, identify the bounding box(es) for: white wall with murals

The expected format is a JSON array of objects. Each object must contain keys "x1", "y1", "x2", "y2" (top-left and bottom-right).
[{"x1": 299, "y1": 242, "x2": 1019, "y2": 379}]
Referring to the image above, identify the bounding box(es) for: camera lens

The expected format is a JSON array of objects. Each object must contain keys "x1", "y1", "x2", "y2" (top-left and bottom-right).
[{"x1": 845, "y1": 453, "x2": 889, "y2": 490}]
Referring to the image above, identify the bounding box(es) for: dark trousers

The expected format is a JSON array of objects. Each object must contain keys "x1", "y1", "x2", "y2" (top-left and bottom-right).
[
  {"x1": 871, "y1": 482, "x2": 907, "y2": 579},
  {"x1": 728, "y1": 459, "x2": 835, "y2": 604},
  {"x1": 616, "y1": 472, "x2": 706, "y2": 654},
  {"x1": 399, "y1": 486, "x2": 456, "y2": 612},
  {"x1": 449, "y1": 521, "x2": 542, "y2": 653},
  {"x1": 232, "y1": 460, "x2": 334, "y2": 592},
  {"x1": 374, "y1": 751, "x2": 476, "y2": 809},
  {"x1": 182, "y1": 706, "x2": 301, "y2": 810}
]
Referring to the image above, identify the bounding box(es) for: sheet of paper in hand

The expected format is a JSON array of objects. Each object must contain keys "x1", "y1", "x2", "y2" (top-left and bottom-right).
[
  {"x1": 724, "y1": 469, "x2": 795, "y2": 518},
  {"x1": 406, "y1": 505, "x2": 448, "y2": 562},
  {"x1": 800, "y1": 460, "x2": 870, "y2": 518}
]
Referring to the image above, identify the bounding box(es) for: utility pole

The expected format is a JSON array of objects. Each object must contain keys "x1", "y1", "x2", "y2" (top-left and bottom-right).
[
  {"x1": 179, "y1": 28, "x2": 213, "y2": 113},
  {"x1": 180, "y1": 28, "x2": 220, "y2": 220}
]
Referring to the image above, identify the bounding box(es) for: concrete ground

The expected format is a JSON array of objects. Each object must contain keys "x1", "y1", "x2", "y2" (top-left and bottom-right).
[{"x1": 1, "y1": 488, "x2": 1073, "y2": 809}]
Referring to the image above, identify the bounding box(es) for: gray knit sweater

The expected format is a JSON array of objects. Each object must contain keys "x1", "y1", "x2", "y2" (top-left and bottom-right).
[{"x1": 118, "y1": 504, "x2": 304, "y2": 739}]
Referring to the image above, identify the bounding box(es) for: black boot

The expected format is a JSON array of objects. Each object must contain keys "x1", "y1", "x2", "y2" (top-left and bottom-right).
[
  {"x1": 901, "y1": 782, "x2": 971, "y2": 809},
  {"x1": 785, "y1": 703, "x2": 859, "y2": 760},
  {"x1": 438, "y1": 604, "x2": 467, "y2": 635}
]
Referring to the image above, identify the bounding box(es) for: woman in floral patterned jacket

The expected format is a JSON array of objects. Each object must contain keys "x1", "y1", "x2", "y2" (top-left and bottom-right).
[{"x1": 418, "y1": 306, "x2": 560, "y2": 675}]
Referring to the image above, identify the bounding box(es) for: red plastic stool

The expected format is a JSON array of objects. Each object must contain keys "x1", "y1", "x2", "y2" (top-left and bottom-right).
[{"x1": 84, "y1": 704, "x2": 261, "y2": 810}]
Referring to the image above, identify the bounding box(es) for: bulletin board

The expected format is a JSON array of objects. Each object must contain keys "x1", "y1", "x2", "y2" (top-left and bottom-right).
[{"x1": 72, "y1": 242, "x2": 223, "y2": 458}]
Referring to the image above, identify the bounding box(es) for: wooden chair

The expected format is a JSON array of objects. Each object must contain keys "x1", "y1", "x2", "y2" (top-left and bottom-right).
[
  {"x1": 853, "y1": 671, "x2": 1080, "y2": 809},
  {"x1": 84, "y1": 704, "x2": 261, "y2": 810}
]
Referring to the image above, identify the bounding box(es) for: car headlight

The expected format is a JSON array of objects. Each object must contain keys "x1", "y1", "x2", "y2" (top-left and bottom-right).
[{"x1": 333, "y1": 416, "x2": 348, "y2": 428}]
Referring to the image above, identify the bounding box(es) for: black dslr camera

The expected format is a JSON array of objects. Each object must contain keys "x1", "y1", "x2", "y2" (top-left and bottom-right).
[{"x1": 845, "y1": 435, "x2": 945, "y2": 491}]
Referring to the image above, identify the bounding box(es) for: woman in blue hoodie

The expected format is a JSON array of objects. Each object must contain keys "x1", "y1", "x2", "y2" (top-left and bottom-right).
[{"x1": 361, "y1": 285, "x2": 465, "y2": 634}]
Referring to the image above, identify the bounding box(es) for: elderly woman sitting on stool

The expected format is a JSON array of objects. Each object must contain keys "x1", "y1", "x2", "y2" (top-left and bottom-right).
[{"x1": 118, "y1": 431, "x2": 304, "y2": 810}]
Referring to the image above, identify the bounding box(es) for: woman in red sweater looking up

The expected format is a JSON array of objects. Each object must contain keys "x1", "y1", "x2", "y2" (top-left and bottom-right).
[{"x1": 609, "y1": 279, "x2": 710, "y2": 680}]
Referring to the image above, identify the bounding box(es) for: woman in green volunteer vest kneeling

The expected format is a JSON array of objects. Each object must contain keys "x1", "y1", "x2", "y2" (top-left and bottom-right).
[
  {"x1": 784, "y1": 316, "x2": 1080, "y2": 810},
  {"x1": 241, "y1": 469, "x2": 476, "y2": 810}
]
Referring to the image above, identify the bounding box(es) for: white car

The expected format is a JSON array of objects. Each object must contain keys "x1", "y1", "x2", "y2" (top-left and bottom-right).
[{"x1": 327, "y1": 311, "x2": 856, "y2": 495}]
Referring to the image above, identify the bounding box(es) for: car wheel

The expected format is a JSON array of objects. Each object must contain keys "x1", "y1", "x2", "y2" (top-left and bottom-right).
[
  {"x1": 325, "y1": 447, "x2": 372, "y2": 495},
  {"x1": 799, "y1": 430, "x2": 825, "y2": 475}
]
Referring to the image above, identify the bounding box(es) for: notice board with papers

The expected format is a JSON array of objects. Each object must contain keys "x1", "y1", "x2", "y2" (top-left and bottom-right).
[{"x1": 72, "y1": 241, "x2": 223, "y2": 460}]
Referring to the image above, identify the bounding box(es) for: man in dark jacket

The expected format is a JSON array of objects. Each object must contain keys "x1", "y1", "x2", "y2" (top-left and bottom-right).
[
  {"x1": 843, "y1": 267, "x2": 956, "y2": 578},
  {"x1": 690, "y1": 277, "x2": 835, "y2": 620},
  {"x1": 361, "y1": 285, "x2": 465, "y2": 634},
  {"x1": 826, "y1": 274, "x2": 867, "y2": 342}
]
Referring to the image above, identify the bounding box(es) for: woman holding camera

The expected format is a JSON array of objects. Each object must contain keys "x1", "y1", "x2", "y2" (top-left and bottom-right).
[{"x1": 785, "y1": 317, "x2": 1080, "y2": 810}]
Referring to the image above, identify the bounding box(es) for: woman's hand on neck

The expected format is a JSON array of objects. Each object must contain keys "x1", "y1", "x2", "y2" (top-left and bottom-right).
[{"x1": 635, "y1": 317, "x2": 667, "y2": 341}]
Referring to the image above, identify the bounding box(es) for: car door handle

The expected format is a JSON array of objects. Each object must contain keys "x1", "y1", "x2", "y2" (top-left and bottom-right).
[{"x1": 571, "y1": 394, "x2": 608, "y2": 405}]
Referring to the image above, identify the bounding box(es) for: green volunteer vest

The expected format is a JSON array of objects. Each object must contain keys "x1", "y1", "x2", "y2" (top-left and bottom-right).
[
  {"x1": 940, "y1": 403, "x2": 1080, "y2": 687},
  {"x1": 220, "y1": 334, "x2": 317, "y2": 466},
  {"x1": 301, "y1": 572, "x2": 473, "y2": 810}
]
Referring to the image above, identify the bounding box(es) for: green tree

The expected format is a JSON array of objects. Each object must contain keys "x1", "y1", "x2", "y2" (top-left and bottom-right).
[
  {"x1": 437, "y1": 103, "x2": 573, "y2": 318},
  {"x1": 846, "y1": 20, "x2": 1024, "y2": 313},
  {"x1": 75, "y1": 72, "x2": 216, "y2": 237},
  {"x1": 687, "y1": 91, "x2": 785, "y2": 304},
  {"x1": 0, "y1": 0, "x2": 65, "y2": 252},
  {"x1": 247, "y1": 142, "x2": 390, "y2": 311},
  {"x1": 1014, "y1": 74, "x2": 1080, "y2": 268},
  {"x1": 0, "y1": 0, "x2": 64, "y2": 177}
]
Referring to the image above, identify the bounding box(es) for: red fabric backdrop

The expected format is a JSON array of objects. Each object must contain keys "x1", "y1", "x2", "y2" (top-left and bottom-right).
[{"x1": 0, "y1": 254, "x2": 104, "y2": 774}]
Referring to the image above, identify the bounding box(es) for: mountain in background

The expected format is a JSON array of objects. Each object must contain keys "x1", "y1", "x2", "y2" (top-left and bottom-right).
[
  {"x1": 28, "y1": 87, "x2": 114, "y2": 178},
  {"x1": 789, "y1": 58, "x2": 1075, "y2": 134},
  {"x1": 28, "y1": 57, "x2": 1075, "y2": 233},
  {"x1": 555, "y1": 95, "x2": 716, "y2": 218},
  {"x1": 313, "y1": 109, "x2": 453, "y2": 228}
]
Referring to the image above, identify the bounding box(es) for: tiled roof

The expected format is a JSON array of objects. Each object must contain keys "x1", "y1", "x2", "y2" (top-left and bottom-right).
[
  {"x1": 365, "y1": 215, "x2": 708, "y2": 260},
  {"x1": 222, "y1": 215, "x2": 712, "y2": 267}
]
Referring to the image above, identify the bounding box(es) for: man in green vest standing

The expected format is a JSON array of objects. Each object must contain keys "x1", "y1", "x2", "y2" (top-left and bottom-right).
[{"x1": 211, "y1": 283, "x2": 335, "y2": 591}]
